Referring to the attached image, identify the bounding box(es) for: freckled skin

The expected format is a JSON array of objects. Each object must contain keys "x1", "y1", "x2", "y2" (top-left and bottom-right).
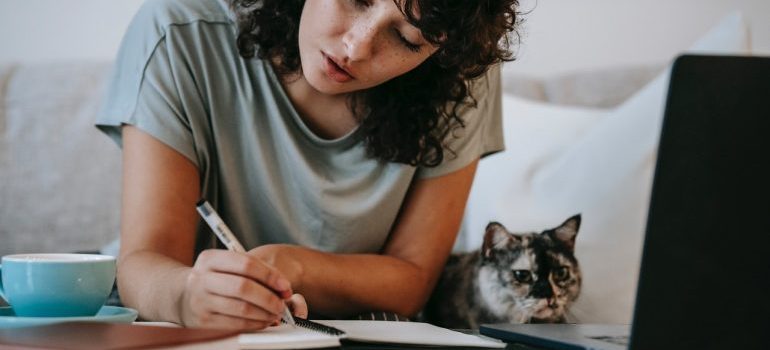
[{"x1": 296, "y1": 0, "x2": 438, "y2": 96}]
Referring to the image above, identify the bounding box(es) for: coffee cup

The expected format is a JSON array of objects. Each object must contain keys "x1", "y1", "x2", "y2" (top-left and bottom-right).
[{"x1": 0, "y1": 253, "x2": 116, "y2": 317}]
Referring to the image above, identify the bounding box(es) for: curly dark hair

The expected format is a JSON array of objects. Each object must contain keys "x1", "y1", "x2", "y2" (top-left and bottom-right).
[{"x1": 231, "y1": 0, "x2": 520, "y2": 167}]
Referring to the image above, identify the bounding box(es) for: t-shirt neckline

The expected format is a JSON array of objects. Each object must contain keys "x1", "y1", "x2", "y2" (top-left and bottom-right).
[{"x1": 262, "y1": 60, "x2": 362, "y2": 149}]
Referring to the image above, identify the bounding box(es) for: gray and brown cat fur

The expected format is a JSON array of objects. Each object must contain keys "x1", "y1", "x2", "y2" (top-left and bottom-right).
[{"x1": 422, "y1": 215, "x2": 582, "y2": 329}]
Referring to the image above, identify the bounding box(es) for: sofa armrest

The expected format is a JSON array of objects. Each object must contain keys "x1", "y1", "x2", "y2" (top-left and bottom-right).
[{"x1": 0, "y1": 61, "x2": 121, "y2": 256}]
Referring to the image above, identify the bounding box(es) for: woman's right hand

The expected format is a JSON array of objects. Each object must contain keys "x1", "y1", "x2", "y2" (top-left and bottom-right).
[{"x1": 179, "y1": 249, "x2": 294, "y2": 330}]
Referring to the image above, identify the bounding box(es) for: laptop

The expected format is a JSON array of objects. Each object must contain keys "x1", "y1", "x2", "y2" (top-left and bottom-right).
[{"x1": 480, "y1": 54, "x2": 770, "y2": 350}]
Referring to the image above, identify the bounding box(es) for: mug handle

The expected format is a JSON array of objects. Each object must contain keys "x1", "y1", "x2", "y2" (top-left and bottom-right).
[{"x1": 0, "y1": 264, "x2": 6, "y2": 303}]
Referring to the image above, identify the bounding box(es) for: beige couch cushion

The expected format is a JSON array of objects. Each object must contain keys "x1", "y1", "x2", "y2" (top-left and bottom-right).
[
  {"x1": 502, "y1": 63, "x2": 665, "y2": 108},
  {"x1": 0, "y1": 61, "x2": 121, "y2": 256}
]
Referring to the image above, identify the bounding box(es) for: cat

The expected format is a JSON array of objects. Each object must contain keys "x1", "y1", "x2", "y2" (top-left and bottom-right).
[{"x1": 422, "y1": 215, "x2": 582, "y2": 329}]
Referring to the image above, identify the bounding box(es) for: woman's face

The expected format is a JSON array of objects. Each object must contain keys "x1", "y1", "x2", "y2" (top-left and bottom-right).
[{"x1": 298, "y1": 0, "x2": 438, "y2": 95}]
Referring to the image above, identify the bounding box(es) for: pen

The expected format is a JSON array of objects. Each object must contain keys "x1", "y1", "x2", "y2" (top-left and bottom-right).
[{"x1": 195, "y1": 199, "x2": 296, "y2": 327}]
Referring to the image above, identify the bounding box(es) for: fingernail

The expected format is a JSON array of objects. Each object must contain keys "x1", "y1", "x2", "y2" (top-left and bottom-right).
[{"x1": 276, "y1": 278, "x2": 290, "y2": 291}]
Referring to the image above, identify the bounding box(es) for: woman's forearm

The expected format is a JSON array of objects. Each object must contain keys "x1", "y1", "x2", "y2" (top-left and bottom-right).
[
  {"x1": 253, "y1": 245, "x2": 434, "y2": 318},
  {"x1": 249, "y1": 163, "x2": 479, "y2": 319},
  {"x1": 117, "y1": 250, "x2": 192, "y2": 323},
  {"x1": 305, "y1": 252, "x2": 431, "y2": 318}
]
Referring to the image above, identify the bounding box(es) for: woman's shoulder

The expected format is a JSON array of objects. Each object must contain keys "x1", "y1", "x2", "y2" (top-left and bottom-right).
[
  {"x1": 119, "y1": 0, "x2": 237, "y2": 63},
  {"x1": 132, "y1": 0, "x2": 232, "y2": 32}
]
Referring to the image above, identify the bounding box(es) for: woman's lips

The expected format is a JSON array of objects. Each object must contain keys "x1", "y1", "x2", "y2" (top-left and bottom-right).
[{"x1": 323, "y1": 53, "x2": 354, "y2": 83}]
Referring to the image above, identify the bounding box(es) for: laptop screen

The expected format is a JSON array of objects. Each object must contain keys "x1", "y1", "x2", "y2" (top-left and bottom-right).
[{"x1": 630, "y1": 55, "x2": 770, "y2": 349}]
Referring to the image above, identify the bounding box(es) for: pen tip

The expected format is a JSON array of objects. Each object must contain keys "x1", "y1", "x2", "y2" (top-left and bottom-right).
[{"x1": 196, "y1": 198, "x2": 206, "y2": 207}]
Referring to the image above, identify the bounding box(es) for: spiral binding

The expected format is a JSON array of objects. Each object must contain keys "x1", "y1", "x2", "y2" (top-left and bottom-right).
[{"x1": 283, "y1": 317, "x2": 346, "y2": 336}]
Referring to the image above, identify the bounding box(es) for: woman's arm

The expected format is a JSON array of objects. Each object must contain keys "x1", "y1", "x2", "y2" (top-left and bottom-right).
[
  {"x1": 251, "y1": 160, "x2": 478, "y2": 318},
  {"x1": 118, "y1": 125, "x2": 302, "y2": 329}
]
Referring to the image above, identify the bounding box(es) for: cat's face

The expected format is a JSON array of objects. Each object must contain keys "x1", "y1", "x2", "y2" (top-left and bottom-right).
[{"x1": 477, "y1": 215, "x2": 582, "y2": 323}]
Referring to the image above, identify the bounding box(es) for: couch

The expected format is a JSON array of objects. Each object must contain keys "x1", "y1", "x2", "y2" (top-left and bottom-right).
[
  {"x1": 0, "y1": 61, "x2": 659, "y2": 257},
  {"x1": 1, "y1": 62, "x2": 121, "y2": 256},
  {"x1": 0, "y1": 11, "x2": 749, "y2": 322},
  {"x1": 0, "y1": 58, "x2": 659, "y2": 310}
]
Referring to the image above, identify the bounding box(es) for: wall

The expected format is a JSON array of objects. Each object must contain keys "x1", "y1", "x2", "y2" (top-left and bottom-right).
[
  {"x1": 0, "y1": 0, "x2": 145, "y2": 64},
  {"x1": 508, "y1": 0, "x2": 770, "y2": 76},
  {"x1": 1, "y1": 0, "x2": 768, "y2": 76}
]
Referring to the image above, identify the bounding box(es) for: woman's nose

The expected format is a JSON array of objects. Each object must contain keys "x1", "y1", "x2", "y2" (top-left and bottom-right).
[{"x1": 342, "y1": 20, "x2": 378, "y2": 62}]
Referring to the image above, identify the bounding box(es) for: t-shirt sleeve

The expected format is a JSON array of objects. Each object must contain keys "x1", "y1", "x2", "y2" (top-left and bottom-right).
[
  {"x1": 95, "y1": 1, "x2": 199, "y2": 167},
  {"x1": 416, "y1": 64, "x2": 505, "y2": 179}
]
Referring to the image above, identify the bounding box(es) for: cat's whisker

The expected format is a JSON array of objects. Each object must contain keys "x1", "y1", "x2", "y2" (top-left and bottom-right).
[{"x1": 564, "y1": 308, "x2": 581, "y2": 323}]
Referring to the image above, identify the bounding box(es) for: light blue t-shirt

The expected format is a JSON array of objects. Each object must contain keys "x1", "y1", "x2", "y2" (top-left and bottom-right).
[{"x1": 96, "y1": 0, "x2": 504, "y2": 255}]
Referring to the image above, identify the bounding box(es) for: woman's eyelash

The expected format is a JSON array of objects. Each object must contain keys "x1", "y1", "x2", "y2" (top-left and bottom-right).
[
  {"x1": 396, "y1": 31, "x2": 422, "y2": 53},
  {"x1": 350, "y1": 0, "x2": 421, "y2": 53}
]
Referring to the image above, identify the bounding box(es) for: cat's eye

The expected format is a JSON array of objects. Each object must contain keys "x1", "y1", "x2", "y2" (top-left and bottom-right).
[
  {"x1": 512, "y1": 270, "x2": 532, "y2": 283},
  {"x1": 552, "y1": 266, "x2": 570, "y2": 280}
]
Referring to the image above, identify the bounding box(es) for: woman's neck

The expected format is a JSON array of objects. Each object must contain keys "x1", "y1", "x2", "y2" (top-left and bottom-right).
[{"x1": 280, "y1": 72, "x2": 359, "y2": 140}]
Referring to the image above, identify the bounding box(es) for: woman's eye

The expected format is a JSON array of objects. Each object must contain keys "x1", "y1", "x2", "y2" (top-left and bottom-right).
[
  {"x1": 553, "y1": 267, "x2": 570, "y2": 280},
  {"x1": 395, "y1": 30, "x2": 422, "y2": 53},
  {"x1": 512, "y1": 270, "x2": 532, "y2": 283}
]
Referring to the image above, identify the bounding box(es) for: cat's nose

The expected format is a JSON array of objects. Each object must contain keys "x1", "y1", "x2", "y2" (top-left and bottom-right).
[
  {"x1": 548, "y1": 298, "x2": 558, "y2": 308},
  {"x1": 531, "y1": 279, "x2": 554, "y2": 298}
]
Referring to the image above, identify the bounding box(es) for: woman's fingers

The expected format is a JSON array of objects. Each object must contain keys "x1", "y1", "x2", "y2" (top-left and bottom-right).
[
  {"x1": 181, "y1": 249, "x2": 299, "y2": 329},
  {"x1": 267, "y1": 294, "x2": 308, "y2": 328},
  {"x1": 199, "y1": 270, "x2": 286, "y2": 316},
  {"x1": 181, "y1": 277, "x2": 276, "y2": 330},
  {"x1": 287, "y1": 293, "x2": 309, "y2": 319},
  {"x1": 204, "y1": 293, "x2": 281, "y2": 323},
  {"x1": 197, "y1": 249, "x2": 293, "y2": 297}
]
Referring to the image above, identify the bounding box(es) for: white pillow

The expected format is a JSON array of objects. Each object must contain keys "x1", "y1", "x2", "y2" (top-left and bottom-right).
[
  {"x1": 457, "y1": 96, "x2": 606, "y2": 250},
  {"x1": 462, "y1": 11, "x2": 750, "y2": 324}
]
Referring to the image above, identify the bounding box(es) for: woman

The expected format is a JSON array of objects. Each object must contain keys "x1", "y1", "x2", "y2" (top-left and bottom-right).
[{"x1": 96, "y1": 0, "x2": 519, "y2": 329}]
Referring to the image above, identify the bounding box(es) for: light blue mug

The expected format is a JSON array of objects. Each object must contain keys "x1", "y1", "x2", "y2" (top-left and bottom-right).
[{"x1": 0, "y1": 253, "x2": 116, "y2": 317}]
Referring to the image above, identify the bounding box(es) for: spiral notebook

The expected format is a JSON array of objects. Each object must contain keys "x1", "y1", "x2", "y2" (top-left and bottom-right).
[{"x1": 238, "y1": 317, "x2": 505, "y2": 349}]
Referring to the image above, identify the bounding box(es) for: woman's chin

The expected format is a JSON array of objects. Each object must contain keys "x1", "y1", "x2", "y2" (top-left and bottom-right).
[{"x1": 304, "y1": 71, "x2": 358, "y2": 96}]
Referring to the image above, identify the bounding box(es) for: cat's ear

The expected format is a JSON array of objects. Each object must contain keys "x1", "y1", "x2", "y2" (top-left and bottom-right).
[
  {"x1": 548, "y1": 214, "x2": 581, "y2": 251},
  {"x1": 483, "y1": 222, "x2": 516, "y2": 260}
]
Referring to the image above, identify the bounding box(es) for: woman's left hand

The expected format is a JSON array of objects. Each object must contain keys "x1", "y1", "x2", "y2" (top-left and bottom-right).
[
  {"x1": 287, "y1": 293, "x2": 308, "y2": 319},
  {"x1": 249, "y1": 245, "x2": 308, "y2": 321},
  {"x1": 266, "y1": 293, "x2": 308, "y2": 327},
  {"x1": 248, "y1": 244, "x2": 304, "y2": 287}
]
